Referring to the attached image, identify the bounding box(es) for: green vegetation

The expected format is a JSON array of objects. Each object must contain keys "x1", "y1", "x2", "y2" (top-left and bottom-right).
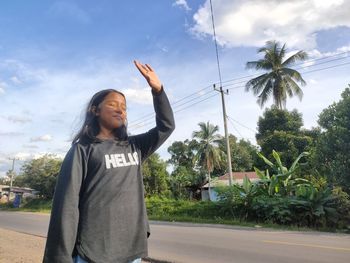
[
  {"x1": 14, "y1": 154, "x2": 62, "y2": 199},
  {"x1": 245, "y1": 40, "x2": 308, "y2": 109},
  {"x1": 0, "y1": 198, "x2": 52, "y2": 213},
  {"x1": 312, "y1": 86, "x2": 350, "y2": 191}
]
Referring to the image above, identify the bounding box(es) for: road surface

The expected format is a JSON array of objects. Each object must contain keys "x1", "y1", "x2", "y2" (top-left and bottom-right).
[{"x1": 0, "y1": 211, "x2": 349, "y2": 263}]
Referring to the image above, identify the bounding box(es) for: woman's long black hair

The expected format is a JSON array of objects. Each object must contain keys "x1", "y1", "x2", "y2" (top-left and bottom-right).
[{"x1": 72, "y1": 89, "x2": 128, "y2": 145}]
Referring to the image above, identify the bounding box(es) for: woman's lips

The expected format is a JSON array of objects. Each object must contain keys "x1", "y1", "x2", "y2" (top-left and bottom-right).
[{"x1": 113, "y1": 115, "x2": 122, "y2": 120}]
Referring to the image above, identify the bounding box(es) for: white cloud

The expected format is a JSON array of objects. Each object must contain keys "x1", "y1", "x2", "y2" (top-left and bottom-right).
[
  {"x1": 13, "y1": 151, "x2": 63, "y2": 161},
  {"x1": 309, "y1": 79, "x2": 318, "y2": 84},
  {"x1": 30, "y1": 134, "x2": 53, "y2": 142},
  {"x1": 10, "y1": 76, "x2": 22, "y2": 85},
  {"x1": 173, "y1": 0, "x2": 191, "y2": 11},
  {"x1": 190, "y1": 0, "x2": 350, "y2": 49},
  {"x1": 121, "y1": 88, "x2": 153, "y2": 105},
  {"x1": 22, "y1": 144, "x2": 39, "y2": 149},
  {"x1": 0, "y1": 131, "x2": 24, "y2": 136},
  {"x1": 4, "y1": 115, "x2": 32, "y2": 124},
  {"x1": 0, "y1": 81, "x2": 7, "y2": 94},
  {"x1": 299, "y1": 44, "x2": 350, "y2": 68},
  {"x1": 308, "y1": 44, "x2": 350, "y2": 59}
]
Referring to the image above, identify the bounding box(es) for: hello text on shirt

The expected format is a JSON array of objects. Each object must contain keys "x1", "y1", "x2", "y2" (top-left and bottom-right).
[{"x1": 105, "y1": 152, "x2": 139, "y2": 169}]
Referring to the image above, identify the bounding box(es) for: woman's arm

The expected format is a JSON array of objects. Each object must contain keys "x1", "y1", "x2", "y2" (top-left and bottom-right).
[
  {"x1": 131, "y1": 61, "x2": 175, "y2": 162},
  {"x1": 43, "y1": 144, "x2": 85, "y2": 263},
  {"x1": 132, "y1": 86, "x2": 175, "y2": 162}
]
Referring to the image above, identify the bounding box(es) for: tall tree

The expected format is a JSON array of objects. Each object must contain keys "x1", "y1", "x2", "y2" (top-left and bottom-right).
[
  {"x1": 256, "y1": 107, "x2": 315, "y2": 168},
  {"x1": 142, "y1": 153, "x2": 170, "y2": 197},
  {"x1": 192, "y1": 122, "x2": 223, "y2": 200},
  {"x1": 167, "y1": 139, "x2": 198, "y2": 169},
  {"x1": 167, "y1": 139, "x2": 204, "y2": 199},
  {"x1": 313, "y1": 86, "x2": 350, "y2": 192},
  {"x1": 14, "y1": 155, "x2": 62, "y2": 199},
  {"x1": 246, "y1": 40, "x2": 308, "y2": 109},
  {"x1": 214, "y1": 135, "x2": 257, "y2": 175}
]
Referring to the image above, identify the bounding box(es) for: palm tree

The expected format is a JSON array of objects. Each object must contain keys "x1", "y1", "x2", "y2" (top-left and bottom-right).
[
  {"x1": 245, "y1": 40, "x2": 308, "y2": 109},
  {"x1": 192, "y1": 121, "x2": 223, "y2": 200}
]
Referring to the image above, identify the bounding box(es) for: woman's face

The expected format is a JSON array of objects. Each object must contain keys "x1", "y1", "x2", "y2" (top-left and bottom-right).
[{"x1": 96, "y1": 92, "x2": 127, "y2": 131}]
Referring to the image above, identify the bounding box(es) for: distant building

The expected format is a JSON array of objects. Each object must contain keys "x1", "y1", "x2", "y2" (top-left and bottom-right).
[
  {"x1": 0, "y1": 185, "x2": 38, "y2": 202},
  {"x1": 201, "y1": 172, "x2": 259, "y2": 201}
]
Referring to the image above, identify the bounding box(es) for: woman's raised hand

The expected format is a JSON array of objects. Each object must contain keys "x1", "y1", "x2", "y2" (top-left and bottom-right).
[{"x1": 134, "y1": 60, "x2": 162, "y2": 93}]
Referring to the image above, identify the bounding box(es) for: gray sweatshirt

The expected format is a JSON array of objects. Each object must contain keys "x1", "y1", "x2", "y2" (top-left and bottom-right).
[{"x1": 43, "y1": 88, "x2": 175, "y2": 263}]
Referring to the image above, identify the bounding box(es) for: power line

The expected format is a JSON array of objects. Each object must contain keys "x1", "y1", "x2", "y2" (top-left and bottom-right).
[
  {"x1": 227, "y1": 115, "x2": 257, "y2": 133},
  {"x1": 226, "y1": 116, "x2": 257, "y2": 141},
  {"x1": 209, "y1": 0, "x2": 223, "y2": 87},
  {"x1": 129, "y1": 59, "x2": 350, "y2": 130},
  {"x1": 301, "y1": 61, "x2": 350, "y2": 75},
  {"x1": 130, "y1": 85, "x2": 213, "y2": 123},
  {"x1": 129, "y1": 92, "x2": 219, "y2": 130},
  {"x1": 209, "y1": 0, "x2": 233, "y2": 187},
  {"x1": 226, "y1": 117, "x2": 244, "y2": 138},
  {"x1": 129, "y1": 92, "x2": 218, "y2": 131},
  {"x1": 128, "y1": 52, "x2": 350, "y2": 129},
  {"x1": 225, "y1": 58, "x2": 350, "y2": 91},
  {"x1": 215, "y1": 50, "x2": 350, "y2": 87},
  {"x1": 128, "y1": 89, "x2": 216, "y2": 127}
]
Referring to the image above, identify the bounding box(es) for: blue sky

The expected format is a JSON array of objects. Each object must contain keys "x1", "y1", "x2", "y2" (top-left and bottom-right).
[{"x1": 1, "y1": 0, "x2": 350, "y2": 177}]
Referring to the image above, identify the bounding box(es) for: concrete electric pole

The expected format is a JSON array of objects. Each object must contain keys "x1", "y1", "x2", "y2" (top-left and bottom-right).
[{"x1": 210, "y1": 0, "x2": 233, "y2": 186}]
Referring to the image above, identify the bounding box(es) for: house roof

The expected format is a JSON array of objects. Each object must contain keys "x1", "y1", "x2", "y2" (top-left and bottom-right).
[
  {"x1": 201, "y1": 171, "x2": 259, "y2": 189},
  {"x1": 219, "y1": 171, "x2": 258, "y2": 180},
  {"x1": 1, "y1": 186, "x2": 36, "y2": 194}
]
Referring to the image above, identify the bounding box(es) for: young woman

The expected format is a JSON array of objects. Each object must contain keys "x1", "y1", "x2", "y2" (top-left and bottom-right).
[{"x1": 43, "y1": 61, "x2": 175, "y2": 263}]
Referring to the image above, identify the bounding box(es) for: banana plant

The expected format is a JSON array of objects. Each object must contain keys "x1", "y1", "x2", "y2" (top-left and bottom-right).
[
  {"x1": 291, "y1": 186, "x2": 339, "y2": 227},
  {"x1": 254, "y1": 150, "x2": 312, "y2": 196}
]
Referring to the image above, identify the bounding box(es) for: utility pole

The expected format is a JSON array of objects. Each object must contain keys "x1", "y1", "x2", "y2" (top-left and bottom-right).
[
  {"x1": 7, "y1": 157, "x2": 18, "y2": 203},
  {"x1": 210, "y1": 0, "x2": 233, "y2": 186},
  {"x1": 214, "y1": 85, "x2": 233, "y2": 186}
]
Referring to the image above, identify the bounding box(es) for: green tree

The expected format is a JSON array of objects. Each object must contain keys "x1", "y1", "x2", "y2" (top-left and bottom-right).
[
  {"x1": 192, "y1": 122, "x2": 223, "y2": 200},
  {"x1": 142, "y1": 153, "x2": 170, "y2": 197},
  {"x1": 217, "y1": 135, "x2": 257, "y2": 173},
  {"x1": 167, "y1": 139, "x2": 205, "y2": 199},
  {"x1": 14, "y1": 155, "x2": 62, "y2": 199},
  {"x1": 169, "y1": 166, "x2": 192, "y2": 199},
  {"x1": 313, "y1": 86, "x2": 350, "y2": 192},
  {"x1": 167, "y1": 139, "x2": 198, "y2": 169},
  {"x1": 246, "y1": 40, "x2": 308, "y2": 109},
  {"x1": 256, "y1": 107, "x2": 315, "y2": 168}
]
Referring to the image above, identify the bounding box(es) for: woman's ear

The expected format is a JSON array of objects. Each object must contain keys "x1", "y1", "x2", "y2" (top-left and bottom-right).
[{"x1": 91, "y1": 106, "x2": 100, "y2": 116}]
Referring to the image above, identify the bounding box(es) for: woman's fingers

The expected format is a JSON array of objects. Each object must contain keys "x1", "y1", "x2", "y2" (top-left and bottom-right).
[
  {"x1": 134, "y1": 60, "x2": 146, "y2": 75},
  {"x1": 134, "y1": 60, "x2": 153, "y2": 77},
  {"x1": 145, "y1": 64, "x2": 154, "y2": 72},
  {"x1": 134, "y1": 60, "x2": 162, "y2": 92}
]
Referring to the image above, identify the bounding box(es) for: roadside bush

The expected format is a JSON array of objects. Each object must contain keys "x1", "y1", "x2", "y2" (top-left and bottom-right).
[
  {"x1": 21, "y1": 198, "x2": 52, "y2": 211},
  {"x1": 251, "y1": 196, "x2": 293, "y2": 225},
  {"x1": 146, "y1": 196, "x2": 219, "y2": 219}
]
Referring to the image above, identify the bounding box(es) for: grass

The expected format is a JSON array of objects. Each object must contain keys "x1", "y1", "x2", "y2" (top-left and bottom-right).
[
  {"x1": 1, "y1": 197, "x2": 347, "y2": 233},
  {"x1": 0, "y1": 198, "x2": 52, "y2": 213}
]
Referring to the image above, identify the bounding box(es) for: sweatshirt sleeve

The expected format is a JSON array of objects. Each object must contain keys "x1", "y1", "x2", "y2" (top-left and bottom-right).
[
  {"x1": 132, "y1": 86, "x2": 175, "y2": 162},
  {"x1": 43, "y1": 144, "x2": 85, "y2": 263}
]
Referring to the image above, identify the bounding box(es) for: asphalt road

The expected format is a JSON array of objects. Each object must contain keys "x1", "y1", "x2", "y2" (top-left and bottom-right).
[{"x1": 0, "y1": 211, "x2": 349, "y2": 263}]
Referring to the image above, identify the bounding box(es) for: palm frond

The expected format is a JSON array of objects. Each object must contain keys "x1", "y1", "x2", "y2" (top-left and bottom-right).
[
  {"x1": 257, "y1": 79, "x2": 273, "y2": 108},
  {"x1": 279, "y1": 43, "x2": 287, "y2": 60},
  {"x1": 281, "y1": 68, "x2": 307, "y2": 86},
  {"x1": 283, "y1": 75, "x2": 304, "y2": 100},
  {"x1": 246, "y1": 59, "x2": 273, "y2": 70},
  {"x1": 245, "y1": 73, "x2": 271, "y2": 93},
  {"x1": 282, "y1": 50, "x2": 308, "y2": 67}
]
